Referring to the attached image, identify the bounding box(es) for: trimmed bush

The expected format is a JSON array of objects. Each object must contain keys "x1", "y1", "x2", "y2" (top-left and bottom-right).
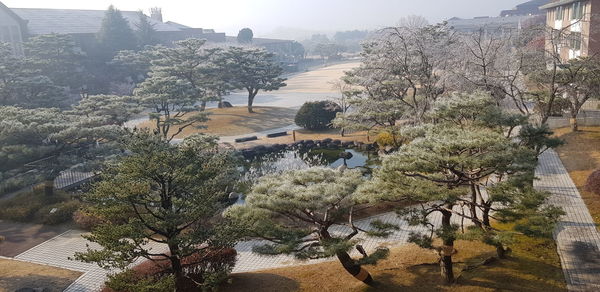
[
  {"x1": 585, "y1": 169, "x2": 600, "y2": 195},
  {"x1": 295, "y1": 101, "x2": 341, "y2": 130},
  {"x1": 103, "y1": 248, "x2": 237, "y2": 291}
]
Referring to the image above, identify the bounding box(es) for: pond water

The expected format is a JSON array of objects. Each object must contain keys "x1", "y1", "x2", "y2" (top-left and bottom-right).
[{"x1": 233, "y1": 147, "x2": 380, "y2": 205}]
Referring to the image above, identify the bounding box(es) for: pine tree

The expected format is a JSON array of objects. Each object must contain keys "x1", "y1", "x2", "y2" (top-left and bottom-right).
[
  {"x1": 226, "y1": 167, "x2": 394, "y2": 285},
  {"x1": 224, "y1": 47, "x2": 286, "y2": 113},
  {"x1": 74, "y1": 132, "x2": 240, "y2": 291},
  {"x1": 134, "y1": 11, "x2": 159, "y2": 48},
  {"x1": 97, "y1": 5, "x2": 137, "y2": 60}
]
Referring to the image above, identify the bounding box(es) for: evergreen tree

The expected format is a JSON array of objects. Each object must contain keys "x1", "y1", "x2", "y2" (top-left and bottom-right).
[
  {"x1": 0, "y1": 106, "x2": 123, "y2": 195},
  {"x1": 226, "y1": 167, "x2": 393, "y2": 285},
  {"x1": 134, "y1": 39, "x2": 224, "y2": 141},
  {"x1": 134, "y1": 11, "x2": 159, "y2": 48},
  {"x1": 237, "y1": 28, "x2": 254, "y2": 44},
  {"x1": 224, "y1": 47, "x2": 286, "y2": 113},
  {"x1": 75, "y1": 132, "x2": 240, "y2": 291},
  {"x1": 71, "y1": 95, "x2": 142, "y2": 126},
  {"x1": 97, "y1": 5, "x2": 137, "y2": 60},
  {"x1": 0, "y1": 43, "x2": 68, "y2": 108},
  {"x1": 23, "y1": 33, "x2": 86, "y2": 90}
]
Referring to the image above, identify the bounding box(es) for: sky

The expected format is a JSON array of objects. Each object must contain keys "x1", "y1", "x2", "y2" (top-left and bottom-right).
[{"x1": 4, "y1": 0, "x2": 529, "y2": 38}]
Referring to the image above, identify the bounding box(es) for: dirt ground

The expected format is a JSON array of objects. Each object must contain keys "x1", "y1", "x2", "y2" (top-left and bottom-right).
[
  {"x1": 554, "y1": 126, "x2": 600, "y2": 227},
  {"x1": 221, "y1": 239, "x2": 565, "y2": 292},
  {"x1": 0, "y1": 258, "x2": 81, "y2": 291},
  {"x1": 138, "y1": 106, "x2": 297, "y2": 138},
  {"x1": 0, "y1": 220, "x2": 70, "y2": 257}
]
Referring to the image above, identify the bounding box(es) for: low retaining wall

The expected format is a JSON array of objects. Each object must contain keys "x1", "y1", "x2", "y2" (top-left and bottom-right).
[{"x1": 547, "y1": 115, "x2": 600, "y2": 129}]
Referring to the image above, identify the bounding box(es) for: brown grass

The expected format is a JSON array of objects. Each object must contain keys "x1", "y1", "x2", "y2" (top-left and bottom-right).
[
  {"x1": 138, "y1": 106, "x2": 297, "y2": 138},
  {"x1": 554, "y1": 126, "x2": 600, "y2": 227},
  {"x1": 221, "y1": 238, "x2": 565, "y2": 292},
  {"x1": 0, "y1": 258, "x2": 82, "y2": 291}
]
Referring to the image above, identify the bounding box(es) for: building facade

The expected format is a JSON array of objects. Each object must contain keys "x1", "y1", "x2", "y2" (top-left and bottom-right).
[
  {"x1": 541, "y1": 0, "x2": 600, "y2": 61},
  {"x1": 0, "y1": 1, "x2": 227, "y2": 55},
  {"x1": 0, "y1": 2, "x2": 26, "y2": 56}
]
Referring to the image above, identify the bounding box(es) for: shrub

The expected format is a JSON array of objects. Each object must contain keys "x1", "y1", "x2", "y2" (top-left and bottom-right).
[
  {"x1": 375, "y1": 131, "x2": 404, "y2": 148},
  {"x1": 73, "y1": 209, "x2": 105, "y2": 231},
  {"x1": 36, "y1": 200, "x2": 82, "y2": 225},
  {"x1": 295, "y1": 101, "x2": 341, "y2": 130},
  {"x1": 103, "y1": 248, "x2": 237, "y2": 291},
  {"x1": 585, "y1": 169, "x2": 600, "y2": 195}
]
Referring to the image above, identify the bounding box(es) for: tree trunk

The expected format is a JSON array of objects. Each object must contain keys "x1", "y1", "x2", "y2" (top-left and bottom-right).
[
  {"x1": 320, "y1": 229, "x2": 373, "y2": 285},
  {"x1": 570, "y1": 117, "x2": 578, "y2": 132},
  {"x1": 336, "y1": 251, "x2": 374, "y2": 285},
  {"x1": 168, "y1": 244, "x2": 186, "y2": 291},
  {"x1": 440, "y1": 209, "x2": 455, "y2": 284},
  {"x1": 469, "y1": 184, "x2": 481, "y2": 228},
  {"x1": 247, "y1": 94, "x2": 255, "y2": 113},
  {"x1": 200, "y1": 101, "x2": 207, "y2": 112},
  {"x1": 44, "y1": 179, "x2": 54, "y2": 196}
]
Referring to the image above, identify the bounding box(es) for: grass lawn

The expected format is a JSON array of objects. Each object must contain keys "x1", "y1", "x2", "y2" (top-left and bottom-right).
[
  {"x1": 138, "y1": 106, "x2": 297, "y2": 138},
  {"x1": 554, "y1": 126, "x2": 600, "y2": 227},
  {"x1": 221, "y1": 237, "x2": 565, "y2": 292},
  {"x1": 0, "y1": 258, "x2": 82, "y2": 291}
]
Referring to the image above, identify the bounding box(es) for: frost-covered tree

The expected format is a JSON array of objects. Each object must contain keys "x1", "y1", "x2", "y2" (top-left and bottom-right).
[
  {"x1": 134, "y1": 39, "x2": 226, "y2": 140},
  {"x1": 0, "y1": 44, "x2": 68, "y2": 108},
  {"x1": 0, "y1": 106, "x2": 122, "y2": 195},
  {"x1": 341, "y1": 22, "x2": 458, "y2": 124},
  {"x1": 23, "y1": 33, "x2": 85, "y2": 90},
  {"x1": 224, "y1": 47, "x2": 286, "y2": 113},
  {"x1": 71, "y1": 95, "x2": 142, "y2": 126},
  {"x1": 226, "y1": 168, "x2": 393, "y2": 285},
  {"x1": 75, "y1": 133, "x2": 240, "y2": 291}
]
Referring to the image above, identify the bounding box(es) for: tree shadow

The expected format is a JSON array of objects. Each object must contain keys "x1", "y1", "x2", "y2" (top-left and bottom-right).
[
  {"x1": 0, "y1": 274, "x2": 78, "y2": 291},
  {"x1": 219, "y1": 273, "x2": 300, "y2": 292}
]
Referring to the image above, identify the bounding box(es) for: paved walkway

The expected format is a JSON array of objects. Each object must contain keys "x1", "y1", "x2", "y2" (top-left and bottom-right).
[
  {"x1": 13, "y1": 208, "x2": 464, "y2": 291},
  {"x1": 536, "y1": 149, "x2": 600, "y2": 291}
]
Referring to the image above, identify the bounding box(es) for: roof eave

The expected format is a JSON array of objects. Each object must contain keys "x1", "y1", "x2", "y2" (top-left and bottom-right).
[{"x1": 540, "y1": 0, "x2": 580, "y2": 10}]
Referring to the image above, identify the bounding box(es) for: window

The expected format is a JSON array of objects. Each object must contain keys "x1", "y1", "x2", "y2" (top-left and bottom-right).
[
  {"x1": 570, "y1": 32, "x2": 582, "y2": 50},
  {"x1": 556, "y1": 6, "x2": 564, "y2": 21},
  {"x1": 572, "y1": 1, "x2": 584, "y2": 20}
]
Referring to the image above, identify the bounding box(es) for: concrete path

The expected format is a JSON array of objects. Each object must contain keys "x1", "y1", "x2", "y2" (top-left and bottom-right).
[
  {"x1": 536, "y1": 149, "x2": 600, "y2": 291},
  {"x1": 13, "y1": 208, "x2": 464, "y2": 291}
]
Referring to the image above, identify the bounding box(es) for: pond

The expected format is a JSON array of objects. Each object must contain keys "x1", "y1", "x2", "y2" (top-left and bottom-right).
[{"x1": 232, "y1": 147, "x2": 380, "y2": 205}]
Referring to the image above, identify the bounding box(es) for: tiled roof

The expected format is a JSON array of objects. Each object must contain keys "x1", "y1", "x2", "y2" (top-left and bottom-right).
[{"x1": 11, "y1": 8, "x2": 186, "y2": 35}]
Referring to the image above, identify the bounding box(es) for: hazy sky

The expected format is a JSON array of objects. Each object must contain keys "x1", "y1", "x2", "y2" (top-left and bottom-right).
[{"x1": 4, "y1": 0, "x2": 529, "y2": 37}]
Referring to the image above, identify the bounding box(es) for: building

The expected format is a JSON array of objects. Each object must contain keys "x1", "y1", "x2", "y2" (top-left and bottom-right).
[
  {"x1": 501, "y1": 0, "x2": 548, "y2": 16},
  {"x1": 0, "y1": 2, "x2": 26, "y2": 56},
  {"x1": 447, "y1": 0, "x2": 546, "y2": 35},
  {"x1": 447, "y1": 15, "x2": 543, "y2": 34},
  {"x1": 541, "y1": 0, "x2": 600, "y2": 61},
  {"x1": 0, "y1": 2, "x2": 226, "y2": 55}
]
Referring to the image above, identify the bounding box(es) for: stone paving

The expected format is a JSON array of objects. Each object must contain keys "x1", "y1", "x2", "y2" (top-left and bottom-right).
[
  {"x1": 536, "y1": 149, "x2": 600, "y2": 292},
  {"x1": 13, "y1": 209, "x2": 458, "y2": 291},
  {"x1": 11, "y1": 148, "x2": 600, "y2": 291}
]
